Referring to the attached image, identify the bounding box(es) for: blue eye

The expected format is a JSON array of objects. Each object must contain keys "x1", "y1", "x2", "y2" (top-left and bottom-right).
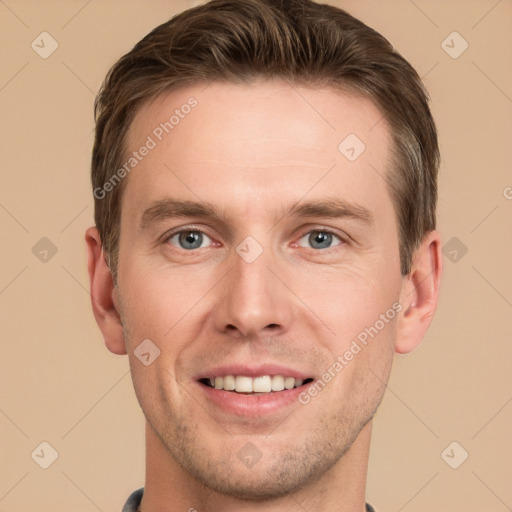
[
  {"x1": 168, "y1": 230, "x2": 212, "y2": 250},
  {"x1": 297, "y1": 230, "x2": 342, "y2": 249}
]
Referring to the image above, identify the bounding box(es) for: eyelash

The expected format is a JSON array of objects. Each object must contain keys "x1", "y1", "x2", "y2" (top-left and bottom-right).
[{"x1": 163, "y1": 225, "x2": 347, "y2": 252}]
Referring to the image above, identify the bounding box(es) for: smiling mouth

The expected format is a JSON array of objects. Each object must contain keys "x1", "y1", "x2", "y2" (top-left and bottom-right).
[{"x1": 199, "y1": 375, "x2": 314, "y2": 394}]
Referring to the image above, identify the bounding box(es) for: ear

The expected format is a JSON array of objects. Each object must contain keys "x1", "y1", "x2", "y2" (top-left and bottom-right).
[
  {"x1": 85, "y1": 227, "x2": 126, "y2": 355},
  {"x1": 395, "y1": 230, "x2": 442, "y2": 354}
]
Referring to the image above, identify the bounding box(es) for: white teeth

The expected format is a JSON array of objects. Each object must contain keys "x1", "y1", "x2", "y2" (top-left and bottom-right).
[
  {"x1": 205, "y1": 375, "x2": 307, "y2": 393},
  {"x1": 223, "y1": 374, "x2": 235, "y2": 391},
  {"x1": 253, "y1": 375, "x2": 272, "y2": 393},
  {"x1": 284, "y1": 377, "x2": 295, "y2": 390},
  {"x1": 235, "y1": 376, "x2": 253, "y2": 392},
  {"x1": 271, "y1": 375, "x2": 285, "y2": 391}
]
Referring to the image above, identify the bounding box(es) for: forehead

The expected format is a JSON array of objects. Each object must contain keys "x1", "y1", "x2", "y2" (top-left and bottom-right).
[{"x1": 122, "y1": 79, "x2": 393, "y2": 218}]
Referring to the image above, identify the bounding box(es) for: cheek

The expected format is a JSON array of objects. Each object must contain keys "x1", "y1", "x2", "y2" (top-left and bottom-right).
[
  {"x1": 293, "y1": 263, "x2": 401, "y2": 396},
  {"x1": 296, "y1": 265, "x2": 400, "y2": 342},
  {"x1": 119, "y1": 259, "x2": 214, "y2": 344}
]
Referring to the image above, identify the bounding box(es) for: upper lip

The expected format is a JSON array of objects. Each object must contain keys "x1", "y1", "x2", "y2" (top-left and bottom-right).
[{"x1": 195, "y1": 363, "x2": 313, "y2": 380}]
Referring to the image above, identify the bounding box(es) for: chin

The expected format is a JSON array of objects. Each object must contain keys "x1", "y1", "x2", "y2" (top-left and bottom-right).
[
  {"x1": 187, "y1": 460, "x2": 327, "y2": 502},
  {"x1": 163, "y1": 429, "x2": 352, "y2": 503}
]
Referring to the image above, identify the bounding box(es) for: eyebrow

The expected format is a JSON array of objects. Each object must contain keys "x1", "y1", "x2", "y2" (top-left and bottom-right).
[
  {"x1": 289, "y1": 199, "x2": 374, "y2": 226},
  {"x1": 140, "y1": 199, "x2": 220, "y2": 229},
  {"x1": 139, "y1": 197, "x2": 374, "y2": 230}
]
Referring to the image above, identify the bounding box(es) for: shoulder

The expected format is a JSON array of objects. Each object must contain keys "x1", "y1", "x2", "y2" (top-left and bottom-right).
[{"x1": 122, "y1": 487, "x2": 144, "y2": 512}]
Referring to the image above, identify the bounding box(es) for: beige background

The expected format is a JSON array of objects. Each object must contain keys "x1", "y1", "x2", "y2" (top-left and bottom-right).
[{"x1": 1, "y1": 0, "x2": 511, "y2": 510}]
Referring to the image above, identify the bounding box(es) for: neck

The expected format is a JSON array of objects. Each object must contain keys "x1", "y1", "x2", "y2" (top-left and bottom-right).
[{"x1": 140, "y1": 421, "x2": 372, "y2": 512}]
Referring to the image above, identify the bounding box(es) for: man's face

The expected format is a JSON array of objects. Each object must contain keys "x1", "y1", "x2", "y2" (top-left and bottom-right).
[{"x1": 117, "y1": 80, "x2": 403, "y2": 499}]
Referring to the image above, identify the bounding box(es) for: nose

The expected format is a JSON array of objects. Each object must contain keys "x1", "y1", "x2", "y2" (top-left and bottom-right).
[{"x1": 212, "y1": 245, "x2": 295, "y2": 339}]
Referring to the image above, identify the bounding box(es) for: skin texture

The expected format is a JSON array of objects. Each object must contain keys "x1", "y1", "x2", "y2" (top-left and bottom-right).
[{"x1": 86, "y1": 80, "x2": 442, "y2": 512}]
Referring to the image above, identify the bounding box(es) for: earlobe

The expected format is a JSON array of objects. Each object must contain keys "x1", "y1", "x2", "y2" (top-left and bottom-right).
[
  {"x1": 395, "y1": 230, "x2": 442, "y2": 354},
  {"x1": 85, "y1": 227, "x2": 127, "y2": 355}
]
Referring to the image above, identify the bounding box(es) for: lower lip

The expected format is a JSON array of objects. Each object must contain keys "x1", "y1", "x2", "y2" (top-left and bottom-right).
[{"x1": 196, "y1": 381, "x2": 312, "y2": 417}]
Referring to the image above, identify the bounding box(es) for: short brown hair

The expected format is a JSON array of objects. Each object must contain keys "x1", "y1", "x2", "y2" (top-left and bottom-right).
[{"x1": 91, "y1": 0, "x2": 439, "y2": 280}]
